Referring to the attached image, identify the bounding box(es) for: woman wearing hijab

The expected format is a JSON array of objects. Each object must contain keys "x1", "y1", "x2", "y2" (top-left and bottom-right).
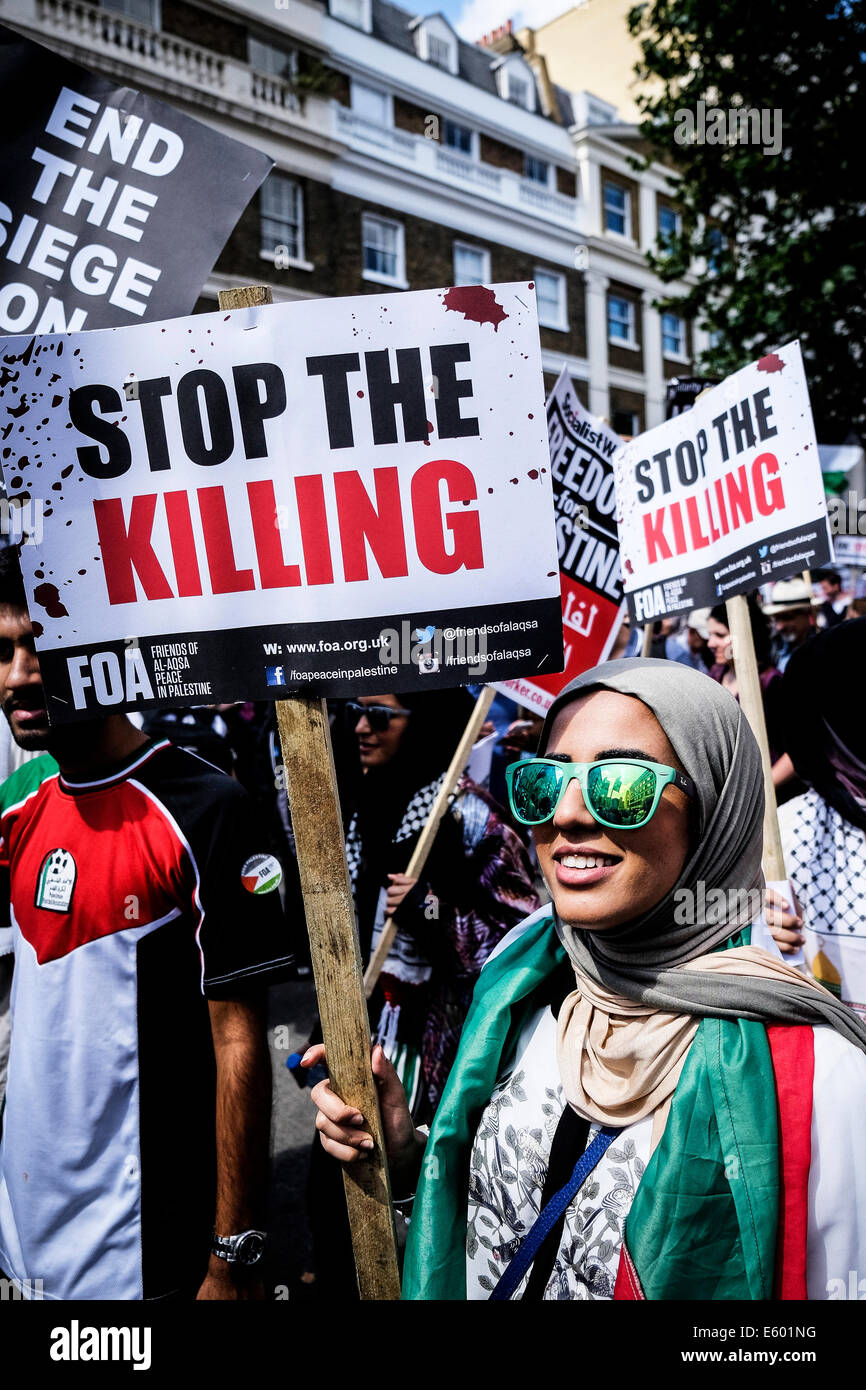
[
  {"x1": 772, "y1": 619, "x2": 866, "y2": 1017},
  {"x1": 308, "y1": 658, "x2": 866, "y2": 1300},
  {"x1": 304, "y1": 687, "x2": 538, "y2": 1300}
]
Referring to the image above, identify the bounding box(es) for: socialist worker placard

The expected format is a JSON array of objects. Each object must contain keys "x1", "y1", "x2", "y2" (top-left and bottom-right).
[
  {"x1": 497, "y1": 368, "x2": 625, "y2": 715},
  {"x1": 613, "y1": 341, "x2": 833, "y2": 625},
  {"x1": 0, "y1": 283, "x2": 563, "y2": 721}
]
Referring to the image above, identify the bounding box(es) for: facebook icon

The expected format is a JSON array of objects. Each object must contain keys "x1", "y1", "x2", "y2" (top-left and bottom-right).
[{"x1": 266, "y1": 665, "x2": 286, "y2": 687}]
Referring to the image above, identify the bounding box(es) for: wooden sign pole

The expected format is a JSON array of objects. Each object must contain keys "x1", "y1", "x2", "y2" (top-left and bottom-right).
[
  {"x1": 218, "y1": 285, "x2": 400, "y2": 1300},
  {"x1": 725, "y1": 593, "x2": 786, "y2": 880},
  {"x1": 641, "y1": 623, "x2": 654, "y2": 657},
  {"x1": 364, "y1": 684, "x2": 495, "y2": 997}
]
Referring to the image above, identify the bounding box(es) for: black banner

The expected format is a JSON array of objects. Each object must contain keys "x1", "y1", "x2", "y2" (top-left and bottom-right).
[
  {"x1": 0, "y1": 25, "x2": 272, "y2": 334},
  {"x1": 37, "y1": 595, "x2": 564, "y2": 721}
]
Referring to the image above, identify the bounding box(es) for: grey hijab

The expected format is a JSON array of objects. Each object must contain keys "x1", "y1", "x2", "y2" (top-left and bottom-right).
[{"x1": 540, "y1": 657, "x2": 866, "y2": 1053}]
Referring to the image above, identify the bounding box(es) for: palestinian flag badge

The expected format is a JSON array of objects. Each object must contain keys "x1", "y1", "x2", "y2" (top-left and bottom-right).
[{"x1": 241, "y1": 853, "x2": 283, "y2": 895}]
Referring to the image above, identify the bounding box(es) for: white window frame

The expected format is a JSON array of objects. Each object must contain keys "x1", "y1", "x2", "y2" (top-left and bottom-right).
[
  {"x1": 662, "y1": 312, "x2": 688, "y2": 360},
  {"x1": 453, "y1": 242, "x2": 491, "y2": 287},
  {"x1": 102, "y1": 0, "x2": 160, "y2": 26},
  {"x1": 608, "y1": 294, "x2": 638, "y2": 349},
  {"x1": 524, "y1": 154, "x2": 551, "y2": 187},
  {"x1": 259, "y1": 174, "x2": 312, "y2": 271},
  {"x1": 495, "y1": 56, "x2": 536, "y2": 112},
  {"x1": 248, "y1": 37, "x2": 298, "y2": 80},
  {"x1": 603, "y1": 180, "x2": 632, "y2": 239},
  {"x1": 362, "y1": 213, "x2": 407, "y2": 289},
  {"x1": 413, "y1": 17, "x2": 459, "y2": 74},
  {"x1": 350, "y1": 80, "x2": 392, "y2": 126},
  {"x1": 534, "y1": 268, "x2": 568, "y2": 333},
  {"x1": 329, "y1": 0, "x2": 372, "y2": 32},
  {"x1": 657, "y1": 203, "x2": 681, "y2": 244},
  {"x1": 442, "y1": 118, "x2": 476, "y2": 157}
]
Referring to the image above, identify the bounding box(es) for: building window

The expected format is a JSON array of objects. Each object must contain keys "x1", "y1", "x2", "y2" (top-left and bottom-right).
[
  {"x1": 657, "y1": 204, "x2": 681, "y2": 245},
  {"x1": 443, "y1": 119, "x2": 473, "y2": 155},
  {"x1": 524, "y1": 154, "x2": 550, "y2": 186},
  {"x1": 608, "y1": 294, "x2": 636, "y2": 345},
  {"x1": 707, "y1": 226, "x2": 724, "y2": 272},
  {"x1": 351, "y1": 81, "x2": 390, "y2": 125},
  {"x1": 612, "y1": 410, "x2": 639, "y2": 437},
  {"x1": 362, "y1": 214, "x2": 405, "y2": 286},
  {"x1": 261, "y1": 175, "x2": 303, "y2": 262},
  {"x1": 453, "y1": 243, "x2": 490, "y2": 286},
  {"x1": 101, "y1": 0, "x2": 159, "y2": 24},
  {"x1": 507, "y1": 74, "x2": 530, "y2": 108},
  {"x1": 662, "y1": 312, "x2": 686, "y2": 357},
  {"x1": 603, "y1": 181, "x2": 630, "y2": 238},
  {"x1": 413, "y1": 18, "x2": 458, "y2": 73},
  {"x1": 426, "y1": 34, "x2": 452, "y2": 69},
  {"x1": 248, "y1": 37, "x2": 297, "y2": 80},
  {"x1": 535, "y1": 269, "x2": 568, "y2": 332},
  {"x1": 329, "y1": 0, "x2": 371, "y2": 30}
]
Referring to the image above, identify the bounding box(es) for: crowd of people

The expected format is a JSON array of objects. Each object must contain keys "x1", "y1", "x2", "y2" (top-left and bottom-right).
[{"x1": 1, "y1": 544, "x2": 866, "y2": 1302}]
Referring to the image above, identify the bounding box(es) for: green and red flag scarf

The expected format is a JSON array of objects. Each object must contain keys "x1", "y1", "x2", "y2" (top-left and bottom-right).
[{"x1": 402, "y1": 910, "x2": 814, "y2": 1301}]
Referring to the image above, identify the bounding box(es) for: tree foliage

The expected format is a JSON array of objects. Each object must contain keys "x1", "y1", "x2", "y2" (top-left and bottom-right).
[{"x1": 627, "y1": 0, "x2": 866, "y2": 439}]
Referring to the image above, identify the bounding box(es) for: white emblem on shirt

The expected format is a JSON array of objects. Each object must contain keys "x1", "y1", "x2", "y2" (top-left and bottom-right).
[{"x1": 35, "y1": 848, "x2": 77, "y2": 913}]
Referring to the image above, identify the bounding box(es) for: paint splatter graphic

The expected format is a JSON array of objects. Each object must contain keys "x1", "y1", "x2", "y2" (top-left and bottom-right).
[
  {"x1": 757, "y1": 353, "x2": 785, "y2": 374},
  {"x1": 442, "y1": 286, "x2": 508, "y2": 332},
  {"x1": 32, "y1": 583, "x2": 68, "y2": 618}
]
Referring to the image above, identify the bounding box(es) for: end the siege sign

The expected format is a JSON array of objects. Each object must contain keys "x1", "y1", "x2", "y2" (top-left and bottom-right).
[
  {"x1": 0, "y1": 283, "x2": 563, "y2": 721},
  {"x1": 0, "y1": 25, "x2": 271, "y2": 334}
]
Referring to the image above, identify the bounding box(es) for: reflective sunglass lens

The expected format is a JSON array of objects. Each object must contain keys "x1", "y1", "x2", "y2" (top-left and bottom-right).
[
  {"x1": 586, "y1": 763, "x2": 657, "y2": 826},
  {"x1": 513, "y1": 763, "x2": 562, "y2": 822}
]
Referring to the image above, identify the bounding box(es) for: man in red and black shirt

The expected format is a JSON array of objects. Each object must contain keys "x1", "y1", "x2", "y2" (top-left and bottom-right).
[{"x1": 0, "y1": 550, "x2": 294, "y2": 1300}]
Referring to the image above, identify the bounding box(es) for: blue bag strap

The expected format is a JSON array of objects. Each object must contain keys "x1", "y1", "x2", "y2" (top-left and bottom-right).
[{"x1": 488, "y1": 1124, "x2": 621, "y2": 1301}]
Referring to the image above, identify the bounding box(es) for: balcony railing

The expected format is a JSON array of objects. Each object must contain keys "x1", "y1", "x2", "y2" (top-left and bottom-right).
[
  {"x1": 37, "y1": 0, "x2": 225, "y2": 87},
  {"x1": 435, "y1": 148, "x2": 502, "y2": 190},
  {"x1": 24, "y1": 0, "x2": 308, "y2": 119},
  {"x1": 337, "y1": 107, "x2": 580, "y2": 229},
  {"x1": 335, "y1": 108, "x2": 417, "y2": 158}
]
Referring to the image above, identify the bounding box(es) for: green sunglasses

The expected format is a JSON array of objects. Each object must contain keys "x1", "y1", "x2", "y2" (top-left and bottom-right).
[{"x1": 506, "y1": 757, "x2": 696, "y2": 830}]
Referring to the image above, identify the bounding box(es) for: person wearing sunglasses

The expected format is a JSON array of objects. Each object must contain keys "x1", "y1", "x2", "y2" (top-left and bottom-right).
[
  {"x1": 304, "y1": 688, "x2": 538, "y2": 1298},
  {"x1": 309, "y1": 659, "x2": 866, "y2": 1300}
]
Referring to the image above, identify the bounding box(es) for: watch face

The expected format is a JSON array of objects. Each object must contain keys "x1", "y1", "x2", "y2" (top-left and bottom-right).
[{"x1": 236, "y1": 1232, "x2": 265, "y2": 1267}]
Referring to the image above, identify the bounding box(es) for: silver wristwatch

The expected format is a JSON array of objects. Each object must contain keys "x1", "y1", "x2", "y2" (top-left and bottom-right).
[{"x1": 211, "y1": 1229, "x2": 267, "y2": 1267}]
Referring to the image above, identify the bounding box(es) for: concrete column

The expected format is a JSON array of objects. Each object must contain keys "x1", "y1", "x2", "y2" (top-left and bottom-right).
[
  {"x1": 584, "y1": 268, "x2": 610, "y2": 419},
  {"x1": 642, "y1": 290, "x2": 666, "y2": 428}
]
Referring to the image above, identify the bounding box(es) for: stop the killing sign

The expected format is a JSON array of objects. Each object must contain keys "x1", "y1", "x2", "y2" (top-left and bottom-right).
[
  {"x1": 0, "y1": 283, "x2": 564, "y2": 720},
  {"x1": 614, "y1": 341, "x2": 832, "y2": 623}
]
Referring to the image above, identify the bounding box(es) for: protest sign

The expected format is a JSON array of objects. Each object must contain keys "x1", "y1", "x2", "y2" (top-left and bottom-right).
[
  {"x1": 614, "y1": 340, "x2": 833, "y2": 626},
  {"x1": 497, "y1": 368, "x2": 624, "y2": 714},
  {"x1": 0, "y1": 282, "x2": 562, "y2": 722},
  {"x1": 664, "y1": 375, "x2": 718, "y2": 419},
  {"x1": 0, "y1": 25, "x2": 271, "y2": 334},
  {"x1": 831, "y1": 534, "x2": 866, "y2": 568}
]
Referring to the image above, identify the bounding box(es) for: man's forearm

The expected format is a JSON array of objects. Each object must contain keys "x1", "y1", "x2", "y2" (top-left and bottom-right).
[{"x1": 209, "y1": 993, "x2": 272, "y2": 1235}]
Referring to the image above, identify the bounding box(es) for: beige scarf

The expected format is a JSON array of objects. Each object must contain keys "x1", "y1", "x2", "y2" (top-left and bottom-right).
[{"x1": 556, "y1": 946, "x2": 833, "y2": 1148}]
